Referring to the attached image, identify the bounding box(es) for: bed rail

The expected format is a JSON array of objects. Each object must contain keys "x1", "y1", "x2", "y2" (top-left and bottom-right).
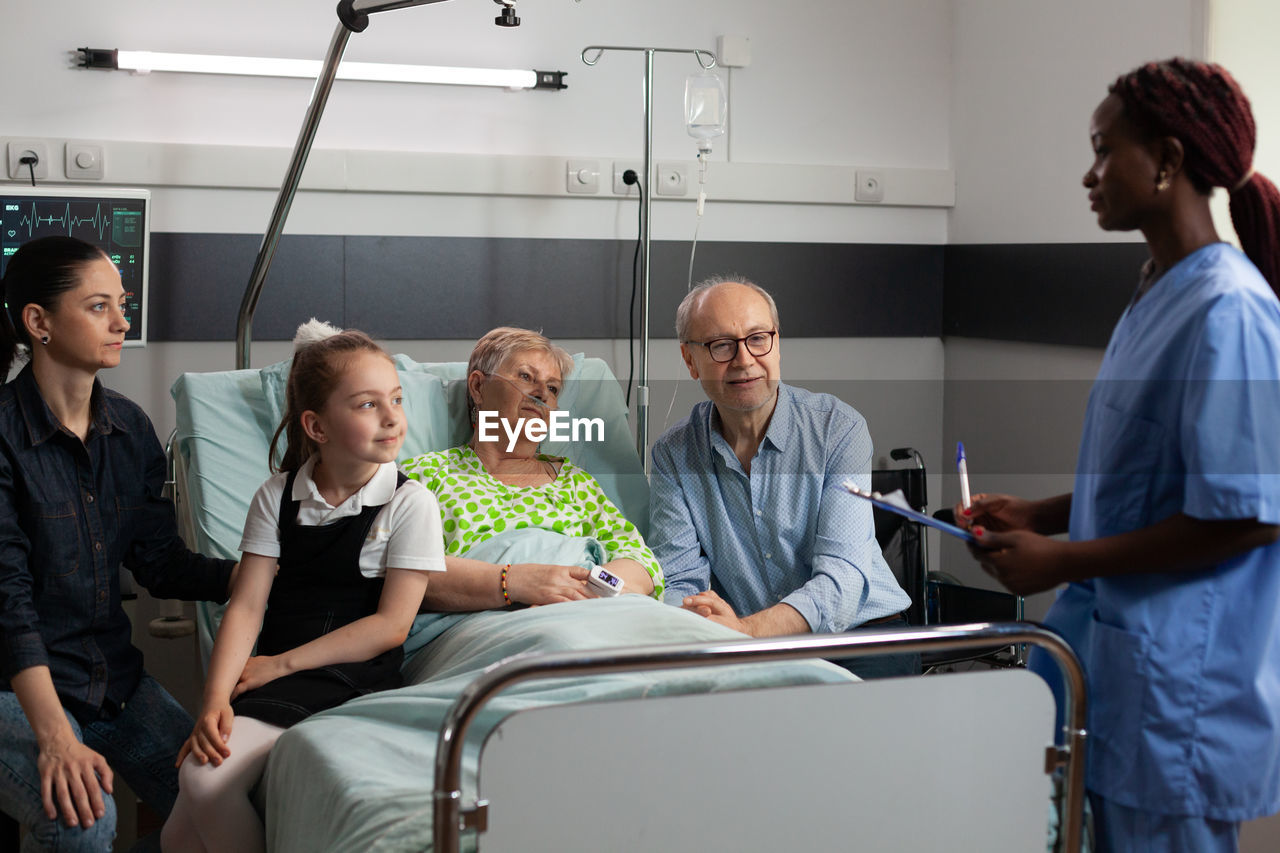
[{"x1": 433, "y1": 621, "x2": 1087, "y2": 853}]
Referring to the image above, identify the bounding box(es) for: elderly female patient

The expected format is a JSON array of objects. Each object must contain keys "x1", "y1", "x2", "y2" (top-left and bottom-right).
[{"x1": 402, "y1": 327, "x2": 662, "y2": 611}]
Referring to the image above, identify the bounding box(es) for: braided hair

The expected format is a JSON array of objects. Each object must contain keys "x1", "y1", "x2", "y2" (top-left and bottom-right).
[{"x1": 1108, "y1": 58, "x2": 1280, "y2": 294}]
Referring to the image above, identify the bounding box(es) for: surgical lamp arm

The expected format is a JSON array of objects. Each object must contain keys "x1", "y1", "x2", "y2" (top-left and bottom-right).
[
  {"x1": 236, "y1": 0, "x2": 515, "y2": 369},
  {"x1": 351, "y1": 0, "x2": 453, "y2": 13},
  {"x1": 342, "y1": 0, "x2": 455, "y2": 31}
]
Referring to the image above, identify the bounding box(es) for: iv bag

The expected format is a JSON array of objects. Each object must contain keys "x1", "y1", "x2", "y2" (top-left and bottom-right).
[{"x1": 685, "y1": 71, "x2": 727, "y2": 142}]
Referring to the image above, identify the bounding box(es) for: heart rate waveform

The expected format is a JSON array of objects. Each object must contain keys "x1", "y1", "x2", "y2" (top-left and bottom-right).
[
  {"x1": 0, "y1": 191, "x2": 148, "y2": 343},
  {"x1": 7, "y1": 201, "x2": 143, "y2": 247}
]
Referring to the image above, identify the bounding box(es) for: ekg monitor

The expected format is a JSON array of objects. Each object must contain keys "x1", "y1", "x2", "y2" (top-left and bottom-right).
[{"x1": 0, "y1": 186, "x2": 150, "y2": 346}]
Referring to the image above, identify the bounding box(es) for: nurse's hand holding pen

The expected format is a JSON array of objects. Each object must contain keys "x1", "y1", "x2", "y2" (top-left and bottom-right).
[
  {"x1": 956, "y1": 490, "x2": 1280, "y2": 596},
  {"x1": 954, "y1": 492, "x2": 1075, "y2": 596}
]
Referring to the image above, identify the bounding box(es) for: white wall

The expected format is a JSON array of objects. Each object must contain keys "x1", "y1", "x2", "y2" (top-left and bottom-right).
[
  {"x1": 1205, "y1": 0, "x2": 1280, "y2": 247},
  {"x1": 942, "y1": 0, "x2": 1205, "y2": 605},
  {"x1": 5, "y1": 0, "x2": 953, "y2": 241},
  {"x1": 7, "y1": 1, "x2": 953, "y2": 165},
  {"x1": 3, "y1": 0, "x2": 959, "y2": 539},
  {"x1": 949, "y1": 0, "x2": 1203, "y2": 245},
  {"x1": 4, "y1": 0, "x2": 954, "y2": 439}
]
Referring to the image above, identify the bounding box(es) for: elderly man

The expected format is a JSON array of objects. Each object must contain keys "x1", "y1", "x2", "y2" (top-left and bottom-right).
[{"x1": 649, "y1": 274, "x2": 916, "y2": 678}]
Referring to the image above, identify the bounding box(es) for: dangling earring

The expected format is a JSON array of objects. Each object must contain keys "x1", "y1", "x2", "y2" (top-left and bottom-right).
[
  {"x1": 1155, "y1": 171, "x2": 1171, "y2": 192},
  {"x1": 40, "y1": 336, "x2": 49, "y2": 346}
]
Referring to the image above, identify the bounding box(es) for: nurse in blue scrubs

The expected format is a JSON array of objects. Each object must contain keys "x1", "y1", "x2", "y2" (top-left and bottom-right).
[{"x1": 958, "y1": 59, "x2": 1280, "y2": 852}]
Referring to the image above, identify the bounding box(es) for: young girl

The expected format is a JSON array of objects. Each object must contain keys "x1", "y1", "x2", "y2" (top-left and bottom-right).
[{"x1": 161, "y1": 321, "x2": 445, "y2": 853}]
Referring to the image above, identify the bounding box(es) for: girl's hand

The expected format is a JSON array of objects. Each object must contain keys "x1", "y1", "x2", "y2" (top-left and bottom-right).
[
  {"x1": 507, "y1": 563, "x2": 591, "y2": 605},
  {"x1": 955, "y1": 492, "x2": 1038, "y2": 533},
  {"x1": 176, "y1": 704, "x2": 234, "y2": 768},
  {"x1": 232, "y1": 655, "x2": 288, "y2": 698},
  {"x1": 37, "y1": 734, "x2": 113, "y2": 828}
]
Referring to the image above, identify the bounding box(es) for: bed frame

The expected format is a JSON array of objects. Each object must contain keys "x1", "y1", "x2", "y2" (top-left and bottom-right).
[
  {"x1": 435, "y1": 623, "x2": 1087, "y2": 853},
  {"x1": 167, "y1": 356, "x2": 1089, "y2": 853}
]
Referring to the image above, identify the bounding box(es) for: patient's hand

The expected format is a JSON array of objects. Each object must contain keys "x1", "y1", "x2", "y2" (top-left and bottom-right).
[
  {"x1": 508, "y1": 563, "x2": 591, "y2": 605},
  {"x1": 681, "y1": 590, "x2": 748, "y2": 634},
  {"x1": 232, "y1": 655, "x2": 288, "y2": 699}
]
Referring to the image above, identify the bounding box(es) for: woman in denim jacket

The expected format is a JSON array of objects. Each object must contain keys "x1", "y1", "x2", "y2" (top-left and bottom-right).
[{"x1": 0, "y1": 236, "x2": 237, "y2": 852}]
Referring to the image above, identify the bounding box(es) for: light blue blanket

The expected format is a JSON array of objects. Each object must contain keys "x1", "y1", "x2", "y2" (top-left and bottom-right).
[
  {"x1": 402, "y1": 529, "x2": 609, "y2": 655},
  {"x1": 263, "y1": 596, "x2": 855, "y2": 852}
]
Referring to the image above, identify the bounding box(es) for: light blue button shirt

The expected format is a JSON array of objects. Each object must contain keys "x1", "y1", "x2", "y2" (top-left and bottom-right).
[
  {"x1": 650, "y1": 383, "x2": 910, "y2": 632},
  {"x1": 1030, "y1": 243, "x2": 1280, "y2": 821}
]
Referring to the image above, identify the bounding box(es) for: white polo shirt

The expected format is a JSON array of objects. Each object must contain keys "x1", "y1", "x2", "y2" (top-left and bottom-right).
[{"x1": 239, "y1": 456, "x2": 446, "y2": 578}]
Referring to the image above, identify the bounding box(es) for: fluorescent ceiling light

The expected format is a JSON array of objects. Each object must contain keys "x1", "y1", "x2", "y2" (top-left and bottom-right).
[{"x1": 77, "y1": 48, "x2": 566, "y2": 90}]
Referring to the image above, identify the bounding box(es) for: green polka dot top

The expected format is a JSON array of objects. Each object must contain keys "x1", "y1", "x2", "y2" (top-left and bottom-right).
[{"x1": 402, "y1": 445, "x2": 664, "y2": 599}]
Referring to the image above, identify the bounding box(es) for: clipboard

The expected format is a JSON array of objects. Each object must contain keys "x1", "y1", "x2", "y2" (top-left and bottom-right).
[{"x1": 842, "y1": 479, "x2": 978, "y2": 544}]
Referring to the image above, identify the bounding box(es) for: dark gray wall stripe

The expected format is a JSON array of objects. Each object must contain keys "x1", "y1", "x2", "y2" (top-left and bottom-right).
[
  {"x1": 150, "y1": 234, "x2": 346, "y2": 342},
  {"x1": 150, "y1": 233, "x2": 1148, "y2": 347},
  {"x1": 147, "y1": 233, "x2": 944, "y2": 341},
  {"x1": 942, "y1": 242, "x2": 1150, "y2": 348},
  {"x1": 671, "y1": 240, "x2": 945, "y2": 339}
]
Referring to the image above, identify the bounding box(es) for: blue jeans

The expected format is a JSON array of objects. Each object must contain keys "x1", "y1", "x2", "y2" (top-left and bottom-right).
[
  {"x1": 1089, "y1": 791, "x2": 1239, "y2": 853},
  {"x1": 0, "y1": 675, "x2": 191, "y2": 853}
]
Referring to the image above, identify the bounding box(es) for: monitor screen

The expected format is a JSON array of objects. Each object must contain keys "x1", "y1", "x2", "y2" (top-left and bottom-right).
[{"x1": 0, "y1": 187, "x2": 150, "y2": 346}]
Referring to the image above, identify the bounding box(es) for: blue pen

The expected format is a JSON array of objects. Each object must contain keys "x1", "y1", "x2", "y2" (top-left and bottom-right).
[{"x1": 956, "y1": 442, "x2": 972, "y2": 510}]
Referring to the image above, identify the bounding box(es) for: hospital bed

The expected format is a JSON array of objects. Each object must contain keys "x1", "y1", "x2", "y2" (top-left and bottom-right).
[{"x1": 169, "y1": 353, "x2": 1087, "y2": 852}]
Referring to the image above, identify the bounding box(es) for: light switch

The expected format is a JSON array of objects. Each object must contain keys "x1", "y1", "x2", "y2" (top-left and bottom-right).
[
  {"x1": 566, "y1": 159, "x2": 599, "y2": 194},
  {"x1": 66, "y1": 143, "x2": 105, "y2": 180}
]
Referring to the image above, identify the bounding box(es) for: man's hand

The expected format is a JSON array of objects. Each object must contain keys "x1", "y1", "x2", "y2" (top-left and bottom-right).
[
  {"x1": 681, "y1": 590, "x2": 750, "y2": 635},
  {"x1": 37, "y1": 734, "x2": 113, "y2": 829}
]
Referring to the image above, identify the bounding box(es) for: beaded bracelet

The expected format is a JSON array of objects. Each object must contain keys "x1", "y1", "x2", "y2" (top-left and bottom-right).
[{"x1": 501, "y1": 564, "x2": 511, "y2": 604}]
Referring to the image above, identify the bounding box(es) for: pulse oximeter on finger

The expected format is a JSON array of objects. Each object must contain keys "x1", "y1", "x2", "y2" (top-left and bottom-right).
[{"x1": 586, "y1": 564, "x2": 624, "y2": 597}]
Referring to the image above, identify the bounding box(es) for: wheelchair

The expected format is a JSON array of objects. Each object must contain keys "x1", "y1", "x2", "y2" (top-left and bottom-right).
[{"x1": 872, "y1": 449, "x2": 1023, "y2": 672}]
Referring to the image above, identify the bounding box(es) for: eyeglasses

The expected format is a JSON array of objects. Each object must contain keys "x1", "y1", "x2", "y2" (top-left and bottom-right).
[{"x1": 687, "y1": 330, "x2": 777, "y2": 363}]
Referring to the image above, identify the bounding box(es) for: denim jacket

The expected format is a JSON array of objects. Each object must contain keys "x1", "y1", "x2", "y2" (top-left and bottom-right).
[{"x1": 0, "y1": 365, "x2": 233, "y2": 722}]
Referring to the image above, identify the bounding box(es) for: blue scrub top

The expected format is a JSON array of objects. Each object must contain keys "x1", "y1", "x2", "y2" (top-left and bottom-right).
[{"x1": 1031, "y1": 243, "x2": 1280, "y2": 821}]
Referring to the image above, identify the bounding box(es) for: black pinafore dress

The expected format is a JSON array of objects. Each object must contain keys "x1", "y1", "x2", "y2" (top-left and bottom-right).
[{"x1": 231, "y1": 468, "x2": 408, "y2": 728}]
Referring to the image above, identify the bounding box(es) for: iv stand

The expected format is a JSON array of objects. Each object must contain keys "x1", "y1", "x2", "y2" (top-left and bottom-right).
[{"x1": 581, "y1": 45, "x2": 716, "y2": 476}]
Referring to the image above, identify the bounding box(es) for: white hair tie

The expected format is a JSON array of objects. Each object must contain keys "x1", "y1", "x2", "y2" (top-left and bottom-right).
[
  {"x1": 292, "y1": 318, "x2": 343, "y2": 350},
  {"x1": 1232, "y1": 168, "x2": 1255, "y2": 194}
]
